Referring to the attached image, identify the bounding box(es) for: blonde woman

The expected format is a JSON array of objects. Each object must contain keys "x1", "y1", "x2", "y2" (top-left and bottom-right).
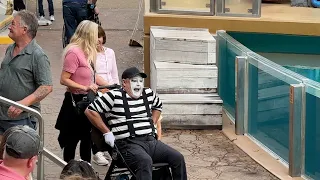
[{"x1": 55, "y1": 20, "x2": 108, "y2": 163}]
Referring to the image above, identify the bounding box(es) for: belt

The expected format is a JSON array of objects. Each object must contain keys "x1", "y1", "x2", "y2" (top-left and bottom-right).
[{"x1": 128, "y1": 133, "x2": 155, "y2": 140}]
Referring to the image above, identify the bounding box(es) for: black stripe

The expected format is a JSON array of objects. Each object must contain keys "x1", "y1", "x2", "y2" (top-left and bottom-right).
[
  {"x1": 94, "y1": 100, "x2": 105, "y2": 112},
  {"x1": 153, "y1": 97, "x2": 160, "y2": 107},
  {"x1": 113, "y1": 102, "x2": 149, "y2": 108},
  {"x1": 106, "y1": 91, "x2": 115, "y2": 101},
  {"x1": 92, "y1": 102, "x2": 100, "y2": 112},
  {"x1": 88, "y1": 106, "x2": 96, "y2": 111},
  {"x1": 113, "y1": 130, "x2": 129, "y2": 136},
  {"x1": 109, "y1": 122, "x2": 127, "y2": 128},
  {"x1": 109, "y1": 119, "x2": 152, "y2": 130},
  {"x1": 100, "y1": 96, "x2": 113, "y2": 110},
  {"x1": 134, "y1": 125, "x2": 153, "y2": 131},
  {"x1": 130, "y1": 109, "x2": 148, "y2": 116},
  {"x1": 114, "y1": 95, "x2": 123, "y2": 99}
]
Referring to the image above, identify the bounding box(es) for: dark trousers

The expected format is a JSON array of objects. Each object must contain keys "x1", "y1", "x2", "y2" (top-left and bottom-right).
[
  {"x1": 14, "y1": 0, "x2": 25, "y2": 11},
  {"x1": 62, "y1": 2, "x2": 87, "y2": 45},
  {"x1": 38, "y1": 0, "x2": 54, "y2": 16},
  {"x1": 63, "y1": 132, "x2": 92, "y2": 163},
  {"x1": 116, "y1": 136, "x2": 187, "y2": 180},
  {"x1": 56, "y1": 92, "x2": 93, "y2": 163},
  {"x1": 92, "y1": 143, "x2": 98, "y2": 154}
]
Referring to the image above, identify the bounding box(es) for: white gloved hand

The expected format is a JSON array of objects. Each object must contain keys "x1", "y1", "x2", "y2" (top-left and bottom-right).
[{"x1": 103, "y1": 132, "x2": 115, "y2": 148}]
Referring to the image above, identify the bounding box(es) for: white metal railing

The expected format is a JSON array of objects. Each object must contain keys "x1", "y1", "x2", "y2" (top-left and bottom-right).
[{"x1": 0, "y1": 96, "x2": 67, "y2": 180}]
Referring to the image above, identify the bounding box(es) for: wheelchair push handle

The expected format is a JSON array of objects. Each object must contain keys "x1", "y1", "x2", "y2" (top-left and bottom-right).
[
  {"x1": 87, "y1": 84, "x2": 121, "y2": 102},
  {"x1": 98, "y1": 84, "x2": 121, "y2": 90}
]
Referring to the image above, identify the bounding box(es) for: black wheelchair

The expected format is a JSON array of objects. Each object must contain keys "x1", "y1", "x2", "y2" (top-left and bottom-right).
[
  {"x1": 62, "y1": 3, "x2": 101, "y2": 48},
  {"x1": 87, "y1": 85, "x2": 173, "y2": 180}
]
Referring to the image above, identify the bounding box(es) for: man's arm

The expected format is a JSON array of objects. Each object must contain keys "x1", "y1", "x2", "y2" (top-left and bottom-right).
[
  {"x1": 152, "y1": 110, "x2": 161, "y2": 124},
  {"x1": 85, "y1": 109, "x2": 110, "y2": 134},
  {"x1": 7, "y1": 85, "x2": 52, "y2": 118},
  {"x1": 85, "y1": 91, "x2": 115, "y2": 132},
  {"x1": 95, "y1": 74, "x2": 110, "y2": 86},
  {"x1": 151, "y1": 89, "x2": 163, "y2": 124},
  {"x1": 21, "y1": 85, "x2": 53, "y2": 106}
]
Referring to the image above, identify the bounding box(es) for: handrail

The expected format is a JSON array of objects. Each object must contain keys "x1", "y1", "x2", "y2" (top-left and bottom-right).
[{"x1": 0, "y1": 96, "x2": 66, "y2": 179}]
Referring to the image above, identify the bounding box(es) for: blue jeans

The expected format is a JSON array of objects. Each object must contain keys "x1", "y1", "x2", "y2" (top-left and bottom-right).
[
  {"x1": 0, "y1": 117, "x2": 37, "y2": 134},
  {"x1": 38, "y1": 0, "x2": 54, "y2": 16},
  {"x1": 63, "y1": 2, "x2": 88, "y2": 45}
]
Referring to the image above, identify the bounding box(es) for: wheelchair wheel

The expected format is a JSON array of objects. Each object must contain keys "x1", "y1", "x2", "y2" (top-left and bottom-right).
[
  {"x1": 62, "y1": 24, "x2": 67, "y2": 48},
  {"x1": 114, "y1": 174, "x2": 130, "y2": 180}
]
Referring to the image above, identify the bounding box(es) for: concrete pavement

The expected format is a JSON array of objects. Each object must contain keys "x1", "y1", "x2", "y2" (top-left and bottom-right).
[{"x1": 0, "y1": 0, "x2": 279, "y2": 179}]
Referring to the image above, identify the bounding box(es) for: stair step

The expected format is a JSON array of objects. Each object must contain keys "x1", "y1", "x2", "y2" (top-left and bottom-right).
[
  {"x1": 151, "y1": 61, "x2": 217, "y2": 93},
  {"x1": 150, "y1": 26, "x2": 216, "y2": 65},
  {"x1": 159, "y1": 93, "x2": 222, "y2": 129},
  {"x1": 160, "y1": 93, "x2": 222, "y2": 104}
]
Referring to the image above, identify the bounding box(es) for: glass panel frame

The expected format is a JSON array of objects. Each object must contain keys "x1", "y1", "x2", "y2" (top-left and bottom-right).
[
  {"x1": 216, "y1": 30, "x2": 252, "y2": 119},
  {"x1": 154, "y1": 0, "x2": 215, "y2": 16},
  {"x1": 216, "y1": 0, "x2": 261, "y2": 17}
]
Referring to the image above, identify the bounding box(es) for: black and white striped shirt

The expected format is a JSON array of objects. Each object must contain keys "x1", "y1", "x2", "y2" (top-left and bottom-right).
[{"x1": 88, "y1": 88, "x2": 163, "y2": 140}]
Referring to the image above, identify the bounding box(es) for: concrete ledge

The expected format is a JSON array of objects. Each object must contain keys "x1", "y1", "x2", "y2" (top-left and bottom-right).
[
  {"x1": 162, "y1": 124, "x2": 222, "y2": 130},
  {"x1": 0, "y1": 35, "x2": 13, "y2": 44},
  {"x1": 221, "y1": 109, "x2": 304, "y2": 180},
  {"x1": 0, "y1": 15, "x2": 13, "y2": 45}
]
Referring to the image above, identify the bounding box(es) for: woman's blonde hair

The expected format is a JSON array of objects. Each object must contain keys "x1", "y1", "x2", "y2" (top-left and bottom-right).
[{"x1": 62, "y1": 20, "x2": 98, "y2": 69}]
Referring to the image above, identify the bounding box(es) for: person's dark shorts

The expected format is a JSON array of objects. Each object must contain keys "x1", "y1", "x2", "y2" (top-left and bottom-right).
[{"x1": 0, "y1": 117, "x2": 37, "y2": 134}]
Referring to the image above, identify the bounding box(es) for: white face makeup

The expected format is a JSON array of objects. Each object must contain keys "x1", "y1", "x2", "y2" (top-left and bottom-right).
[{"x1": 130, "y1": 76, "x2": 144, "y2": 98}]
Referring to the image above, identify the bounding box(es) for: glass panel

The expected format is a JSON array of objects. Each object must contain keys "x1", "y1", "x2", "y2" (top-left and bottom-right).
[
  {"x1": 304, "y1": 90, "x2": 320, "y2": 179},
  {"x1": 248, "y1": 63, "x2": 291, "y2": 162},
  {"x1": 224, "y1": 0, "x2": 253, "y2": 14},
  {"x1": 216, "y1": 31, "x2": 252, "y2": 119},
  {"x1": 246, "y1": 53, "x2": 303, "y2": 163},
  {"x1": 159, "y1": 0, "x2": 211, "y2": 12},
  {"x1": 298, "y1": 80, "x2": 320, "y2": 179}
]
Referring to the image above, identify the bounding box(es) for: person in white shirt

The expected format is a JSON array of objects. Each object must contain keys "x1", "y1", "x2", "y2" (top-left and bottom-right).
[{"x1": 92, "y1": 25, "x2": 119, "y2": 166}]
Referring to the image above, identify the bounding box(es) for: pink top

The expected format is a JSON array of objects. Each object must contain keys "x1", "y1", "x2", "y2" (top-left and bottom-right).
[
  {"x1": 63, "y1": 46, "x2": 94, "y2": 94},
  {"x1": 0, "y1": 160, "x2": 26, "y2": 180},
  {"x1": 96, "y1": 47, "x2": 119, "y2": 84}
]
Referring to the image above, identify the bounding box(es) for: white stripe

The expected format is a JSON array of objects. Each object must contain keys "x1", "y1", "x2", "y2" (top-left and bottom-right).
[
  {"x1": 112, "y1": 107, "x2": 125, "y2": 113},
  {"x1": 129, "y1": 106, "x2": 146, "y2": 113},
  {"x1": 127, "y1": 99, "x2": 145, "y2": 105},
  {"x1": 131, "y1": 112, "x2": 148, "y2": 118},
  {"x1": 109, "y1": 118, "x2": 126, "y2": 125},
  {"x1": 133, "y1": 122, "x2": 151, "y2": 128},
  {"x1": 135, "y1": 129, "x2": 152, "y2": 135},
  {"x1": 112, "y1": 125, "x2": 128, "y2": 132},
  {"x1": 99, "y1": 94, "x2": 114, "y2": 111},
  {"x1": 115, "y1": 132, "x2": 130, "y2": 140}
]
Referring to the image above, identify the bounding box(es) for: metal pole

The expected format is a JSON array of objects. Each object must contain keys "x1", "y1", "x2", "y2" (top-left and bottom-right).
[
  {"x1": 0, "y1": 96, "x2": 44, "y2": 179},
  {"x1": 289, "y1": 83, "x2": 304, "y2": 177},
  {"x1": 235, "y1": 56, "x2": 247, "y2": 135},
  {"x1": 43, "y1": 148, "x2": 67, "y2": 168}
]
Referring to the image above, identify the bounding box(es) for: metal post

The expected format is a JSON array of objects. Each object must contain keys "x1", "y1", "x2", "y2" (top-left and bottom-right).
[
  {"x1": 0, "y1": 96, "x2": 44, "y2": 179},
  {"x1": 289, "y1": 83, "x2": 305, "y2": 177},
  {"x1": 235, "y1": 56, "x2": 247, "y2": 135}
]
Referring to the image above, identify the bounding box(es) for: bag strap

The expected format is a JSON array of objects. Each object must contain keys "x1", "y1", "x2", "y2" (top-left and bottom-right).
[
  {"x1": 120, "y1": 88, "x2": 136, "y2": 137},
  {"x1": 91, "y1": 62, "x2": 96, "y2": 84},
  {"x1": 70, "y1": 92, "x2": 76, "y2": 107}
]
